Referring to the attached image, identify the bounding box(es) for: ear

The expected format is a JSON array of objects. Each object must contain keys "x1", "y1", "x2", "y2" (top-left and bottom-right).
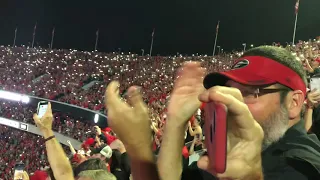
[{"x1": 286, "y1": 90, "x2": 304, "y2": 120}]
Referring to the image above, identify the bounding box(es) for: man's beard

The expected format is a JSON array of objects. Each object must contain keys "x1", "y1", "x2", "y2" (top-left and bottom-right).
[{"x1": 258, "y1": 105, "x2": 289, "y2": 150}]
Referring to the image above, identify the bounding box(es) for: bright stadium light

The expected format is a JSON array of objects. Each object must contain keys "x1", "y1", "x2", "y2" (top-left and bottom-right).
[
  {"x1": 0, "y1": 90, "x2": 30, "y2": 104},
  {"x1": 94, "y1": 114, "x2": 99, "y2": 124},
  {"x1": 21, "y1": 96, "x2": 30, "y2": 103}
]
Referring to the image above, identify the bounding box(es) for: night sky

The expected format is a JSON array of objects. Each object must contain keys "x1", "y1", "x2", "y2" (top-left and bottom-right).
[{"x1": 0, "y1": 0, "x2": 319, "y2": 55}]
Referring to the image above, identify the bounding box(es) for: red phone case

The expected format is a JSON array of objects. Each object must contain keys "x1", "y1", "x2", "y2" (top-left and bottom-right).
[{"x1": 204, "y1": 102, "x2": 227, "y2": 175}]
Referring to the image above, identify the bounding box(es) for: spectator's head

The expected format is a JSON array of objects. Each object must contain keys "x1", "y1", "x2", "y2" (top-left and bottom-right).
[
  {"x1": 203, "y1": 46, "x2": 306, "y2": 149},
  {"x1": 74, "y1": 158, "x2": 107, "y2": 177},
  {"x1": 91, "y1": 145, "x2": 112, "y2": 163},
  {"x1": 77, "y1": 170, "x2": 116, "y2": 180}
]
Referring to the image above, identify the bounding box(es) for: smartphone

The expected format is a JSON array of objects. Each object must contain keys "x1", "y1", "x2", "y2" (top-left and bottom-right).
[
  {"x1": 37, "y1": 101, "x2": 49, "y2": 118},
  {"x1": 14, "y1": 162, "x2": 25, "y2": 180},
  {"x1": 310, "y1": 77, "x2": 320, "y2": 91},
  {"x1": 204, "y1": 102, "x2": 227, "y2": 175}
]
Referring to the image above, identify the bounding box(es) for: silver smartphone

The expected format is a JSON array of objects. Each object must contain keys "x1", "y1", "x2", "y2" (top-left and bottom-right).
[{"x1": 37, "y1": 101, "x2": 49, "y2": 118}]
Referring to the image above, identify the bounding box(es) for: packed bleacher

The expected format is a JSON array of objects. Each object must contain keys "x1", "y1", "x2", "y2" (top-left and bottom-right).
[
  {"x1": 0, "y1": 38, "x2": 319, "y2": 180},
  {"x1": 0, "y1": 125, "x2": 70, "y2": 179}
]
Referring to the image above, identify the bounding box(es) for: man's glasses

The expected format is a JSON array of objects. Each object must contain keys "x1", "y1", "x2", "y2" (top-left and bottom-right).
[{"x1": 240, "y1": 88, "x2": 290, "y2": 104}]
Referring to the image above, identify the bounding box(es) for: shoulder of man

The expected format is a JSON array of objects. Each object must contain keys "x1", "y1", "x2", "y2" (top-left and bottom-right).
[
  {"x1": 263, "y1": 120, "x2": 320, "y2": 179},
  {"x1": 282, "y1": 134, "x2": 320, "y2": 179}
]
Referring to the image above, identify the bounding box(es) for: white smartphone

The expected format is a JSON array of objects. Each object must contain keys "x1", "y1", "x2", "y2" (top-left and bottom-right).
[
  {"x1": 310, "y1": 77, "x2": 320, "y2": 91},
  {"x1": 37, "y1": 101, "x2": 49, "y2": 118},
  {"x1": 14, "y1": 163, "x2": 25, "y2": 180}
]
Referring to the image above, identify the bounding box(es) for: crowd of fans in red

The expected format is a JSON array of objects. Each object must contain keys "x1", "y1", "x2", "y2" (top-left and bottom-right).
[
  {"x1": 0, "y1": 125, "x2": 70, "y2": 179},
  {"x1": 0, "y1": 38, "x2": 319, "y2": 179}
]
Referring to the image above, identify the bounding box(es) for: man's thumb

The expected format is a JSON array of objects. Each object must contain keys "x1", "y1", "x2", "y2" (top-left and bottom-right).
[{"x1": 33, "y1": 114, "x2": 41, "y2": 124}]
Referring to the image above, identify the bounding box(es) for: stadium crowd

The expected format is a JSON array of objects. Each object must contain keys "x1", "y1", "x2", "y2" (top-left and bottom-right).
[{"x1": 0, "y1": 37, "x2": 319, "y2": 180}]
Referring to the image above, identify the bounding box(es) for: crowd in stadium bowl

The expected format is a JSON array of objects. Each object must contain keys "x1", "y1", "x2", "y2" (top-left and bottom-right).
[{"x1": 0, "y1": 37, "x2": 319, "y2": 179}]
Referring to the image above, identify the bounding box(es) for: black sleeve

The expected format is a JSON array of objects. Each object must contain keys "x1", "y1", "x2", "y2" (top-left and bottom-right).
[
  {"x1": 99, "y1": 133, "x2": 107, "y2": 144},
  {"x1": 181, "y1": 162, "x2": 217, "y2": 180},
  {"x1": 121, "y1": 152, "x2": 131, "y2": 174},
  {"x1": 264, "y1": 157, "x2": 319, "y2": 180},
  {"x1": 264, "y1": 166, "x2": 308, "y2": 180}
]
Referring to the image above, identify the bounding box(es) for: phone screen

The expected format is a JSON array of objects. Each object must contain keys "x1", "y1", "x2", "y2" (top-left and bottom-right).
[
  {"x1": 310, "y1": 77, "x2": 320, "y2": 91},
  {"x1": 14, "y1": 163, "x2": 25, "y2": 180},
  {"x1": 37, "y1": 101, "x2": 49, "y2": 118}
]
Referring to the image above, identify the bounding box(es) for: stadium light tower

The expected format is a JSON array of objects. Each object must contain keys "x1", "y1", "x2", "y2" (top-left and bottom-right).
[{"x1": 242, "y1": 43, "x2": 246, "y2": 52}]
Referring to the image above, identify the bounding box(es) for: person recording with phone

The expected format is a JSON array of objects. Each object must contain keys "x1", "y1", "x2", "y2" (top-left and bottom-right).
[
  {"x1": 104, "y1": 46, "x2": 320, "y2": 180},
  {"x1": 33, "y1": 102, "x2": 74, "y2": 180},
  {"x1": 180, "y1": 46, "x2": 320, "y2": 180}
]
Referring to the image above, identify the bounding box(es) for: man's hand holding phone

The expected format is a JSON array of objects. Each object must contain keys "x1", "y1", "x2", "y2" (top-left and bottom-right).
[
  {"x1": 307, "y1": 89, "x2": 320, "y2": 109},
  {"x1": 33, "y1": 102, "x2": 53, "y2": 136},
  {"x1": 199, "y1": 86, "x2": 264, "y2": 179}
]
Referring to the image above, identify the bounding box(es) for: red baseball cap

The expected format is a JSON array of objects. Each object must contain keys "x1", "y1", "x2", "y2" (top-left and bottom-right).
[{"x1": 203, "y1": 56, "x2": 306, "y2": 96}]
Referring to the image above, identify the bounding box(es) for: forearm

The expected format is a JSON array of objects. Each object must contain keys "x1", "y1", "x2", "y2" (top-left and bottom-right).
[
  {"x1": 43, "y1": 130, "x2": 74, "y2": 180},
  {"x1": 126, "y1": 143, "x2": 160, "y2": 180},
  {"x1": 158, "y1": 121, "x2": 186, "y2": 180},
  {"x1": 304, "y1": 108, "x2": 313, "y2": 132},
  {"x1": 68, "y1": 143, "x2": 76, "y2": 155},
  {"x1": 306, "y1": 63, "x2": 314, "y2": 72},
  {"x1": 188, "y1": 126, "x2": 194, "y2": 136}
]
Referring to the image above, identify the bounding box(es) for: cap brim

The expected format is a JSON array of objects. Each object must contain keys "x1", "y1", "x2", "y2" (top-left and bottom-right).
[{"x1": 203, "y1": 71, "x2": 276, "y2": 89}]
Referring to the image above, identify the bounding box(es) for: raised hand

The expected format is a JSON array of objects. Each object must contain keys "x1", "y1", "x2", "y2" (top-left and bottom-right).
[
  {"x1": 167, "y1": 62, "x2": 206, "y2": 127},
  {"x1": 307, "y1": 89, "x2": 320, "y2": 108},
  {"x1": 105, "y1": 82, "x2": 151, "y2": 155},
  {"x1": 33, "y1": 102, "x2": 53, "y2": 133}
]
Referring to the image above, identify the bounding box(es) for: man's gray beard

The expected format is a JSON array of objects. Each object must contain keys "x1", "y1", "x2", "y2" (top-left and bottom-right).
[{"x1": 258, "y1": 105, "x2": 289, "y2": 151}]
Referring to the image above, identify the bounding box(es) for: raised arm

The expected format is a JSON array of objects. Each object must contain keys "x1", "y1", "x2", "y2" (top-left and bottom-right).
[
  {"x1": 67, "y1": 140, "x2": 77, "y2": 155},
  {"x1": 33, "y1": 103, "x2": 74, "y2": 180},
  {"x1": 158, "y1": 62, "x2": 205, "y2": 180},
  {"x1": 105, "y1": 83, "x2": 160, "y2": 180}
]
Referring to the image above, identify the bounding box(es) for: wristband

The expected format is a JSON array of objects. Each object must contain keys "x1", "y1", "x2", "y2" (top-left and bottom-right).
[{"x1": 44, "y1": 135, "x2": 55, "y2": 142}]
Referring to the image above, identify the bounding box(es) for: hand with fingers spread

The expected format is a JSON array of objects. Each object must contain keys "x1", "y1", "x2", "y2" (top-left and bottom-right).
[
  {"x1": 198, "y1": 86, "x2": 264, "y2": 179},
  {"x1": 33, "y1": 102, "x2": 53, "y2": 134},
  {"x1": 158, "y1": 62, "x2": 206, "y2": 180},
  {"x1": 105, "y1": 82, "x2": 151, "y2": 156},
  {"x1": 307, "y1": 89, "x2": 320, "y2": 108},
  {"x1": 105, "y1": 82, "x2": 160, "y2": 180},
  {"x1": 167, "y1": 62, "x2": 206, "y2": 127}
]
